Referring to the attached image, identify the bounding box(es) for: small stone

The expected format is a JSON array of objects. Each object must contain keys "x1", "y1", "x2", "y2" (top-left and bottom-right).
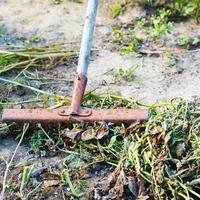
[
  {"x1": 31, "y1": 167, "x2": 47, "y2": 177},
  {"x1": 177, "y1": 68, "x2": 184, "y2": 74}
]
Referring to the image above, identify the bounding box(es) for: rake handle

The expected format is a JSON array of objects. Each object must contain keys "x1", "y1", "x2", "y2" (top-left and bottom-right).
[{"x1": 77, "y1": 0, "x2": 99, "y2": 76}]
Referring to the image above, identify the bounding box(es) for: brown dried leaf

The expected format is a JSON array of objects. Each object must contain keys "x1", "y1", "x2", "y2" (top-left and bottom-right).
[
  {"x1": 127, "y1": 121, "x2": 145, "y2": 133},
  {"x1": 43, "y1": 172, "x2": 61, "y2": 187},
  {"x1": 155, "y1": 149, "x2": 169, "y2": 167},
  {"x1": 44, "y1": 180, "x2": 60, "y2": 187},
  {"x1": 61, "y1": 128, "x2": 83, "y2": 143},
  {"x1": 127, "y1": 121, "x2": 141, "y2": 130},
  {"x1": 155, "y1": 169, "x2": 164, "y2": 184},
  {"x1": 43, "y1": 172, "x2": 60, "y2": 180},
  {"x1": 81, "y1": 128, "x2": 96, "y2": 141},
  {"x1": 96, "y1": 124, "x2": 109, "y2": 140},
  {"x1": 137, "y1": 195, "x2": 150, "y2": 200},
  {"x1": 113, "y1": 168, "x2": 128, "y2": 197},
  {"x1": 152, "y1": 128, "x2": 166, "y2": 148}
]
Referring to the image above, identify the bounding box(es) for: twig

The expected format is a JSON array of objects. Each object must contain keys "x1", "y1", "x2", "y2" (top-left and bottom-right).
[
  {"x1": 0, "y1": 99, "x2": 42, "y2": 105},
  {"x1": 0, "y1": 124, "x2": 29, "y2": 200},
  {"x1": 0, "y1": 77, "x2": 70, "y2": 101},
  {"x1": 139, "y1": 48, "x2": 200, "y2": 55},
  {"x1": 0, "y1": 46, "x2": 79, "y2": 75},
  {"x1": 25, "y1": 182, "x2": 42, "y2": 200},
  {"x1": 0, "y1": 123, "x2": 15, "y2": 132},
  {"x1": 0, "y1": 59, "x2": 35, "y2": 75},
  {"x1": 14, "y1": 59, "x2": 36, "y2": 80}
]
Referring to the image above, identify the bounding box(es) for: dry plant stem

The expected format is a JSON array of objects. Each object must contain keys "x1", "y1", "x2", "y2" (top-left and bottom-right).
[
  {"x1": 86, "y1": 93, "x2": 172, "y2": 108},
  {"x1": 0, "y1": 77, "x2": 71, "y2": 108},
  {"x1": 0, "y1": 60, "x2": 34, "y2": 74},
  {"x1": 0, "y1": 99, "x2": 42, "y2": 105},
  {"x1": 0, "y1": 48, "x2": 79, "y2": 75},
  {"x1": 23, "y1": 73, "x2": 69, "y2": 81},
  {"x1": 14, "y1": 59, "x2": 36, "y2": 80},
  {"x1": 25, "y1": 182, "x2": 43, "y2": 200},
  {"x1": 48, "y1": 100, "x2": 67, "y2": 109},
  {"x1": 139, "y1": 48, "x2": 200, "y2": 55},
  {"x1": 0, "y1": 50, "x2": 78, "y2": 58},
  {"x1": 0, "y1": 123, "x2": 29, "y2": 200},
  {"x1": 0, "y1": 77, "x2": 70, "y2": 101},
  {"x1": 0, "y1": 123, "x2": 15, "y2": 132},
  {"x1": 39, "y1": 125, "x2": 79, "y2": 155}
]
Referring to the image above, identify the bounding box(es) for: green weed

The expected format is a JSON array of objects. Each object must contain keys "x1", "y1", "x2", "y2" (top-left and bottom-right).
[
  {"x1": 31, "y1": 36, "x2": 42, "y2": 43},
  {"x1": 110, "y1": 3, "x2": 122, "y2": 19},
  {"x1": 172, "y1": 0, "x2": 200, "y2": 22},
  {"x1": 61, "y1": 169, "x2": 84, "y2": 198},
  {"x1": 20, "y1": 165, "x2": 34, "y2": 199},
  {"x1": 148, "y1": 9, "x2": 173, "y2": 40},
  {"x1": 30, "y1": 124, "x2": 59, "y2": 154},
  {"x1": 1, "y1": 92, "x2": 200, "y2": 199},
  {"x1": 131, "y1": 0, "x2": 200, "y2": 23},
  {"x1": 82, "y1": 95, "x2": 200, "y2": 199},
  {"x1": 111, "y1": 65, "x2": 138, "y2": 83},
  {"x1": 30, "y1": 129, "x2": 47, "y2": 153},
  {"x1": 121, "y1": 39, "x2": 140, "y2": 53},
  {"x1": 111, "y1": 27, "x2": 125, "y2": 43},
  {"x1": 193, "y1": 37, "x2": 200, "y2": 46},
  {"x1": 193, "y1": 0, "x2": 200, "y2": 23},
  {"x1": 134, "y1": 18, "x2": 147, "y2": 31},
  {"x1": 178, "y1": 35, "x2": 190, "y2": 48},
  {"x1": 0, "y1": 54, "x2": 19, "y2": 72},
  {"x1": 50, "y1": 0, "x2": 62, "y2": 5},
  {"x1": 111, "y1": 9, "x2": 173, "y2": 52},
  {"x1": 178, "y1": 36, "x2": 200, "y2": 49},
  {"x1": 0, "y1": 124, "x2": 13, "y2": 137}
]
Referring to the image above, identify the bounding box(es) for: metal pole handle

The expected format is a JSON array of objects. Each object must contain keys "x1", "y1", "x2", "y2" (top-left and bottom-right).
[{"x1": 77, "y1": 0, "x2": 99, "y2": 76}]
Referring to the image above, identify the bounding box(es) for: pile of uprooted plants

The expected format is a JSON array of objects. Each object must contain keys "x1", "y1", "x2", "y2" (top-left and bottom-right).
[{"x1": 0, "y1": 87, "x2": 200, "y2": 199}]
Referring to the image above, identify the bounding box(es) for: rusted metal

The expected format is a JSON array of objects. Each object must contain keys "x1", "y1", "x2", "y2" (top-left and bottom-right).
[
  {"x1": 2, "y1": 108, "x2": 148, "y2": 124},
  {"x1": 70, "y1": 73, "x2": 87, "y2": 115},
  {"x1": 58, "y1": 74, "x2": 91, "y2": 117}
]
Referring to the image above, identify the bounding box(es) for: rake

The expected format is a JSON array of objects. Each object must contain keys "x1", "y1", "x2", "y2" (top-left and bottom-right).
[{"x1": 2, "y1": 0, "x2": 148, "y2": 124}]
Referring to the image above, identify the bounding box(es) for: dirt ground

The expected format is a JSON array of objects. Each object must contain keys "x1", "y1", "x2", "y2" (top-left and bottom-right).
[
  {"x1": 1, "y1": 0, "x2": 199, "y2": 102},
  {"x1": 0, "y1": 0, "x2": 200, "y2": 199}
]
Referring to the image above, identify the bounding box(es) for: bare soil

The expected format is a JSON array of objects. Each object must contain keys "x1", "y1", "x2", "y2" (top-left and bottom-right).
[{"x1": 1, "y1": 0, "x2": 199, "y2": 102}]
